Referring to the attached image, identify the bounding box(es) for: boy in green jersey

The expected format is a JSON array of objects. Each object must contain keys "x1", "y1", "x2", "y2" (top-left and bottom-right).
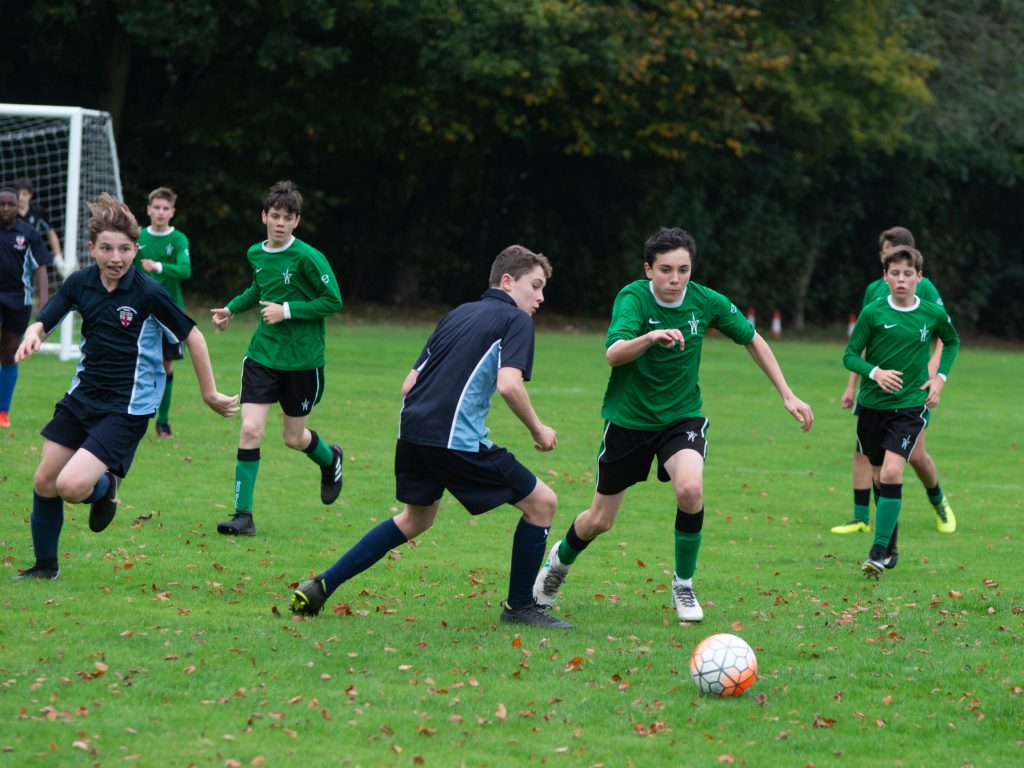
[
  {"x1": 534, "y1": 227, "x2": 814, "y2": 624},
  {"x1": 835, "y1": 226, "x2": 956, "y2": 537},
  {"x1": 139, "y1": 187, "x2": 191, "y2": 438},
  {"x1": 211, "y1": 180, "x2": 344, "y2": 537},
  {"x1": 843, "y1": 246, "x2": 959, "y2": 578}
]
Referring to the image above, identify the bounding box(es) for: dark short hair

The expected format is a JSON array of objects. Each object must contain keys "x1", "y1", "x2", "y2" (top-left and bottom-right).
[
  {"x1": 11, "y1": 177, "x2": 33, "y2": 194},
  {"x1": 264, "y1": 180, "x2": 302, "y2": 214},
  {"x1": 882, "y1": 244, "x2": 923, "y2": 272},
  {"x1": 879, "y1": 226, "x2": 914, "y2": 250},
  {"x1": 87, "y1": 193, "x2": 140, "y2": 243},
  {"x1": 643, "y1": 226, "x2": 697, "y2": 266},
  {"x1": 488, "y1": 245, "x2": 552, "y2": 287}
]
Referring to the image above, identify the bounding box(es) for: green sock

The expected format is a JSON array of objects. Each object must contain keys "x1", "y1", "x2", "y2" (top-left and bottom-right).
[
  {"x1": 234, "y1": 448, "x2": 260, "y2": 513},
  {"x1": 674, "y1": 530, "x2": 702, "y2": 580},
  {"x1": 853, "y1": 488, "x2": 871, "y2": 524},
  {"x1": 557, "y1": 539, "x2": 580, "y2": 565},
  {"x1": 874, "y1": 491, "x2": 902, "y2": 549},
  {"x1": 157, "y1": 373, "x2": 173, "y2": 423},
  {"x1": 304, "y1": 431, "x2": 334, "y2": 467}
]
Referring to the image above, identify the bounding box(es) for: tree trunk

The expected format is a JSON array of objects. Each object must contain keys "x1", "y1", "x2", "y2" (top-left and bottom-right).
[{"x1": 99, "y1": 25, "x2": 132, "y2": 138}]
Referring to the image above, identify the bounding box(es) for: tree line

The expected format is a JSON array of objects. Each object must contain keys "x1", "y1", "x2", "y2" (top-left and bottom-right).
[{"x1": 8, "y1": 0, "x2": 1023, "y2": 338}]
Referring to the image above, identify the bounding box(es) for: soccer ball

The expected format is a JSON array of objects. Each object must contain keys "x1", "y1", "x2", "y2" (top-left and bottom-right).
[{"x1": 689, "y1": 633, "x2": 757, "y2": 697}]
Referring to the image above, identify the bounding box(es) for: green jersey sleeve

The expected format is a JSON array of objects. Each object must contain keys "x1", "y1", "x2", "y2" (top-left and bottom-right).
[{"x1": 287, "y1": 247, "x2": 342, "y2": 319}]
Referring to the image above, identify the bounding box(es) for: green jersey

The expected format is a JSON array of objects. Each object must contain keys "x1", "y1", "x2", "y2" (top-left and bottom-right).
[
  {"x1": 225, "y1": 236, "x2": 342, "y2": 370},
  {"x1": 602, "y1": 280, "x2": 756, "y2": 430},
  {"x1": 862, "y1": 275, "x2": 942, "y2": 308},
  {"x1": 138, "y1": 226, "x2": 191, "y2": 307},
  {"x1": 844, "y1": 296, "x2": 959, "y2": 410}
]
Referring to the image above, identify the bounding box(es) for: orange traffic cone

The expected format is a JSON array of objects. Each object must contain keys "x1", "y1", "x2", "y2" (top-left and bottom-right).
[
  {"x1": 746, "y1": 307, "x2": 756, "y2": 327},
  {"x1": 771, "y1": 309, "x2": 782, "y2": 338}
]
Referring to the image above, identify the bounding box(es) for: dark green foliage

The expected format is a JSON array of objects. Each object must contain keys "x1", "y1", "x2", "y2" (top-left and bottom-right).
[{"x1": 6, "y1": 1, "x2": 1022, "y2": 336}]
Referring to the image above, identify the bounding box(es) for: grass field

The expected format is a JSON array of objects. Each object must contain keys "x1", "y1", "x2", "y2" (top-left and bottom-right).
[{"x1": 1, "y1": 314, "x2": 1021, "y2": 767}]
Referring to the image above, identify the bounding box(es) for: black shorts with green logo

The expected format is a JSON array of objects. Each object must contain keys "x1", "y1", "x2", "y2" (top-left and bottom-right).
[
  {"x1": 596, "y1": 416, "x2": 709, "y2": 496},
  {"x1": 240, "y1": 357, "x2": 324, "y2": 417},
  {"x1": 856, "y1": 405, "x2": 928, "y2": 466}
]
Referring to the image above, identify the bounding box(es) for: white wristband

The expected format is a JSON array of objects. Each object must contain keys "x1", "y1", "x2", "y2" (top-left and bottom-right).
[
  {"x1": 282, "y1": 302, "x2": 291, "y2": 320},
  {"x1": 938, "y1": 372, "x2": 947, "y2": 382},
  {"x1": 868, "y1": 366, "x2": 879, "y2": 381}
]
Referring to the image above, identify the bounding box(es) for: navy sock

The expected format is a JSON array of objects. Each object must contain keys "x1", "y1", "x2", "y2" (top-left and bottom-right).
[
  {"x1": 321, "y1": 519, "x2": 408, "y2": 595},
  {"x1": 31, "y1": 493, "x2": 64, "y2": 564},
  {"x1": 507, "y1": 518, "x2": 549, "y2": 609},
  {"x1": 83, "y1": 473, "x2": 111, "y2": 504}
]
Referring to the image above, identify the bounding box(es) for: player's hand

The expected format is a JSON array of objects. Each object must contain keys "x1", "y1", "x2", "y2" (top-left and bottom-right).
[
  {"x1": 648, "y1": 328, "x2": 685, "y2": 350},
  {"x1": 210, "y1": 307, "x2": 232, "y2": 330},
  {"x1": 921, "y1": 376, "x2": 945, "y2": 408},
  {"x1": 259, "y1": 301, "x2": 285, "y2": 325},
  {"x1": 141, "y1": 258, "x2": 159, "y2": 272},
  {"x1": 204, "y1": 391, "x2": 240, "y2": 417},
  {"x1": 783, "y1": 395, "x2": 815, "y2": 432},
  {"x1": 532, "y1": 424, "x2": 557, "y2": 452},
  {"x1": 15, "y1": 335, "x2": 40, "y2": 363},
  {"x1": 873, "y1": 368, "x2": 902, "y2": 393},
  {"x1": 840, "y1": 386, "x2": 856, "y2": 409}
]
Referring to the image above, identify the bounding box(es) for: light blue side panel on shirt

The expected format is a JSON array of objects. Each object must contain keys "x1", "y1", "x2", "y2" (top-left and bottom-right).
[
  {"x1": 447, "y1": 340, "x2": 501, "y2": 451},
  {"x1": 128, "y1": 317, "x2": 170, "y2": 415}
]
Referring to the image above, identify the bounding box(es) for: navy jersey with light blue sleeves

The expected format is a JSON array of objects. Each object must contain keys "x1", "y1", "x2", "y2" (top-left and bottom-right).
[
  {"x1": 1, "y1": 217, "x2": 51, "y2": 306},
  {"x1": 36, "y1": 264, "x2": 196, "y2": 415},
  {"x1": 399, "y1": 289, "x2": 535, "y2": 452}
]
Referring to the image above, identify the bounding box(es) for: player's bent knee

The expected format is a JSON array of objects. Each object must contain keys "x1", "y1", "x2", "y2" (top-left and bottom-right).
[
  {"x1": 32, "y1": 470, "x2": 59, "y2": 498},
  {"x1": 54, "y1": 473, "x2": 92, "y2": 503}
]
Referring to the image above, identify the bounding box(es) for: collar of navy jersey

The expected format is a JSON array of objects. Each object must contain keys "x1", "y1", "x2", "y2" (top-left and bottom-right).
[
  {"x1": 480, "y1": 287, "x2": 519, "y2": 307},
  {"x1": 83, "y1": 262, "x2": 137, "y2": 292}
]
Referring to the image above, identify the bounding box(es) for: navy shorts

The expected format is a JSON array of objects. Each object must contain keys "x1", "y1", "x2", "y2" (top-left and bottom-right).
[
  {"x1": 394, "y1": 439, "x2": 538, "y2": 515},
  {"x1": 240, "y1": 357, "x2": 324, "y2": 417},
  {"x1": 40, "y1": 395, "x2": 150, "y2": 478},
  {"x1": 596, "y1": 417, "x2": 709, "y2": 496},
  {"x1": 0, "y1": 301, "x2": 31, "y2": 336},
  {"x1": 856, "y1": 405, "x2": 928, "y2": 466}
]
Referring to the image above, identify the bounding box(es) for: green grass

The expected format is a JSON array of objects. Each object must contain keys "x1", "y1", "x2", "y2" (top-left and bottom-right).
[{"x1": 1, "y1": 315, "x2": 1022, "y2": 767}]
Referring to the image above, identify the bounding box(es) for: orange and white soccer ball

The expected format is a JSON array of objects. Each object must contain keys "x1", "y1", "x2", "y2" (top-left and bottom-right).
[{"x1": 689, "y1": 633, "x2": 757, "y2": 697}]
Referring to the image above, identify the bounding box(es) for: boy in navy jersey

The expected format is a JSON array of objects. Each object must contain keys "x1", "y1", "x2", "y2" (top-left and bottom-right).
[
  {"x1": 843, "y1": 245, "x2": 959, "y2": 578},
  {"x1": 0, "y1": 186, "x2": 50, "y2": 428},
  {"x1": 14, "y1": 194, "x2": 238, "y2": 581},
  {"x1": 291, "y1": 245, "x2": 572, "y2": 630},
  {"x1": 534, "y1": 227, "x2": 814, "y2": 625}
]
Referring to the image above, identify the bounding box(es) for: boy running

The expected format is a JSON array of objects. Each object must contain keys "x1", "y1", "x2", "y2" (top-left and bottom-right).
[
  {"x1": 834, "y1": 226, "x2": 956, "y2": 536},
  {"x1": 290, "y1": 245, "x2": 572, "y2": 630},
  {"x1": 843, "y1": 245, "x2": 959, "y2": 578},
  {"x1": 211, "y1": 180, "x2": 344, "y2": 537},
  {"x1": 0, "y1": 186, "x2": 51, "y2": 428},
  {"x1": 14, "y1": 193, "x2": 237, "y2": 581},
  {"x1": 533, "y1": 226, "x2": 814, "y2": 624},
  {"x1": 139, "y1": 187, "x2": 191, "y2": 438}
]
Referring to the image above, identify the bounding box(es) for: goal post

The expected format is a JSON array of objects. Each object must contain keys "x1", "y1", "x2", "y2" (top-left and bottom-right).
[{"x1": 0, "y1": 103, "x2": 123, "y2": 360}]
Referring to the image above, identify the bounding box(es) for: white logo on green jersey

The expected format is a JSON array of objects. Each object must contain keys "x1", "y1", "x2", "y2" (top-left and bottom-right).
[
  {"x1": 687, "y1": 313, "x2": 699, "y2": 336},
  {"x1": 282, "y1": 268, "x2": 293, "y2": 285},
  {"x1": 884, "y1": 323, "x2": 897, "y2": 329},
  {"x1": 321, "y1": 274, "x2": 330, "y2": 284},
  {"x1": 919, "y1": 325, "x2": 930, "y2": 342}
]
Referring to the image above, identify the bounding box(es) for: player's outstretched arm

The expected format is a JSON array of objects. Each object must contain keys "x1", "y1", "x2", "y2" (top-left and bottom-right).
[
  {"x1": 210, "y1": 307, "x2": 232, "y2": 331},
  {"x1": 183, "y1": 326, "x2": 239, "y2": 417},
  {"x1": 745, "y1": 333, "x2": 814, "y2": 432},
  {"x1": 15, "y1": 322, "x2": 47, "y2": 363},
  {"x1": 496, "y1": 366, "x2": 557, "y2": 451}
]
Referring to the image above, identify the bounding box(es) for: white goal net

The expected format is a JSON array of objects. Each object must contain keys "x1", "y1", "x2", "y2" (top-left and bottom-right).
[{"x1": 0, "y1": 103, "x2": 122, "y2": 359}]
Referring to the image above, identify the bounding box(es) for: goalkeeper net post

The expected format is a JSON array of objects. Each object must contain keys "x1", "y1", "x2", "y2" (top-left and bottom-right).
[{"x1": 0, "y1": 103, "x2": 123, "y2": 360}]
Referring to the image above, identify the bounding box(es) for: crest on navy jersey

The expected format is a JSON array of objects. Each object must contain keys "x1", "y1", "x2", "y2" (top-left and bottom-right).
[
  {"x1": 117, "y1": 306, "x2": 137, "y2": 328},
  {"x1": 14, "y1": 236, "x2": 26, "y2": 250}
]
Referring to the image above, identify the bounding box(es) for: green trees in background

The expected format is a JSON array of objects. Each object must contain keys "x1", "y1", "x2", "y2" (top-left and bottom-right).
[{"x1": 8, "y1": 0, "x2": 1023, "y2": 337}]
